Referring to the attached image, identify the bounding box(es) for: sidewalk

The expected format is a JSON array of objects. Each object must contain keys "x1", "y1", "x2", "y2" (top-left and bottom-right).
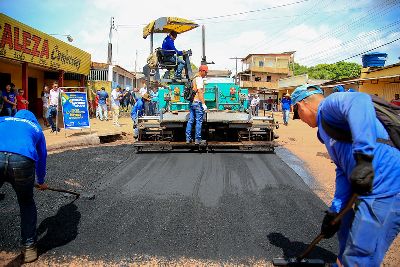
[{"x1": 43, "y1": 115, "x2": 134, "y2": 151}]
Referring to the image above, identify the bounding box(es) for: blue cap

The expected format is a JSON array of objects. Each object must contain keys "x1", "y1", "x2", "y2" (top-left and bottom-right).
[
  {"x1": 291, "y1": 84, "x2": 323, "y2": 105},
  {"x1": 332, "y1": 85, "x2": 345, "y2": 93}
]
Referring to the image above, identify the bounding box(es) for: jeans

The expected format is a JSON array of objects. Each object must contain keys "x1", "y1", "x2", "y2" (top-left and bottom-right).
[
  {"x1": 99, "y1": 104, "x2": 108, "y2": 120},
  {"x1": 165, "y1": 55, "x2": 185, "y2": 78},
  {"x1": 337, "y1": 193, "x2": 400, "y2": 266},
  {"x1": 47, "y1": 105, "x2": 58, "y2": 131},
  {"x1": 5, "y1": 107, "x2": 17, "y2": 117},
  {"x1": 149, "y1": 101, "x2": 158, "y2": 115},
  {"x1": 185, "y1": 102, "x2": 204, "y2": 142},
  {"x1": 0, "y1": 152, "x2": 37, "y2": 246},
  {"x1": 282, "y1": 109, "x2": 290, "y2": 124}
]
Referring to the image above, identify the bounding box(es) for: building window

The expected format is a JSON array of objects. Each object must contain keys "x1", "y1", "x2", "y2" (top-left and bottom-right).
[
  {"x1": 255, "y1": 77, "x2": 261, "y2": 82},
  {"x1": 266, "y1": 76, "x2": 271, "y2": 82},
  {"x1": 259, "y1": 61, "x2": 264, "y2": 67}
]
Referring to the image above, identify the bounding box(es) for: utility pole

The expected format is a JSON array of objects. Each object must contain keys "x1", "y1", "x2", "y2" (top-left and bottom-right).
[
  {"x1": 107, "y1": 17, "x2": 115, "y2": 65},
  {"x1": 135, "y1": 50, "x2": 138, "y2": 89},
  {"x1": 229, "y1": 57, "x2": 243, "y2": 85}
]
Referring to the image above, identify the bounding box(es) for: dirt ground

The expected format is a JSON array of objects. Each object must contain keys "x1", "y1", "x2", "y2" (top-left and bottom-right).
[
  {"x1": 273, "y1": 112, "x2": 400, "y2": 266},
  {"x1": 1, "y1": 111, "x2": 399, "y2": 266}
]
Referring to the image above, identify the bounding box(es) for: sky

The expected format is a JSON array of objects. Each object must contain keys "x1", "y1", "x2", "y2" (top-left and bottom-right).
[{"x1": 1, "y1": 0, "x2": 400, "y2": 74}]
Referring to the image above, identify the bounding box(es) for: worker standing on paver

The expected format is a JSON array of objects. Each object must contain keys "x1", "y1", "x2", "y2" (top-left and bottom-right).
[
  {"x1": 131, "y1": 93, "x2": 151, "y2": 140},
  {"x1": 0, "y1": 110, "x2": 48, "y2": 263},
  {"x1": 291, "y1": 84, "x2": 400, "y2": 266},
  {"x1": 185, "y1": 64, "x2": 208, "y2": 145}
]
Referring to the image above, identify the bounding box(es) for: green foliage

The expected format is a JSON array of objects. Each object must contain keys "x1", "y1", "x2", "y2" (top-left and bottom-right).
[{"x1": 293, "y1": 62, "x2": 362, "y2": 80}]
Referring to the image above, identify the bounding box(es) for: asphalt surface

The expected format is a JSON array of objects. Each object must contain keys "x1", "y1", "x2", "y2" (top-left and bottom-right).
[{"x1": 0, "y1": 145, "x2": 338, "y2": 264}]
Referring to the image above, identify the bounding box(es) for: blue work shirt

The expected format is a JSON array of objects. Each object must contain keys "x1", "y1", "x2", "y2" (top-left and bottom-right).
[
  {"x1": 131, "y1": 98, "x2": 144, "y2": 120},
  {"x1": 162, "y1": 35, "x2": 182, "y2": 56},
  {"x1": 317, "y1": 92, "x2": 400, "y2": 212},
  {"x1": 0, "y1": 110, "x2": 47, "y2": 184},
  {"x1": 97, "y1": 90, "x2": 109, "y2": 105},
  {"x1": 281, "y1": 98, "x2": 291, "y2": 110}
]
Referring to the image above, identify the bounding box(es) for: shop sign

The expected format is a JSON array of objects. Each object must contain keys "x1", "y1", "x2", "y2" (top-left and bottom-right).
[{"x1": 0, "y1": 13, "x2": 90, "y2": 75}]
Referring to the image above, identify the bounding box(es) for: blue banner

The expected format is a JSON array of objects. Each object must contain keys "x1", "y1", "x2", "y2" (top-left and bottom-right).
[{"x1": 61, "y1": 91, "x2": 90, "y2": 129}]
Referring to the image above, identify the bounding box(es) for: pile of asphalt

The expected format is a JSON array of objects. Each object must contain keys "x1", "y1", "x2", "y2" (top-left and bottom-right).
[{"x1": 0, "y1": 145, "x2": 337, "y2": 264}]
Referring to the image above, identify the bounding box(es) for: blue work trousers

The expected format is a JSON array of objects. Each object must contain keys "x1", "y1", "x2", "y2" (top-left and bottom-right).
[
  {"x1": 165, "y1": 55, "x2": 185, "y2": 78},
  {"x1": 282, "y1": 109, "x2": 290, "y2": 124},
  {"x1": 185, "y1": 102, "x2": 204, "y2": 142},
  {"x1": 337, "y1": 193, "x2": 400, "y2": 266},
  {"x1": 46, "y1": 105, "x2": 58, "y2": 131},
  {"x1": 0, "y1": 152, "x2": 37, "y2": 246}
]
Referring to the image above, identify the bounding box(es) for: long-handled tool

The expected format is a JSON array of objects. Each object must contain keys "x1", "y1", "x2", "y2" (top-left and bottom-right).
[
  {"x1": 273, "y1": 193, "x2": 358, "y2": 266},
  {"x1": 35, "y1": 185, "x2": 95, "y2": 200}
]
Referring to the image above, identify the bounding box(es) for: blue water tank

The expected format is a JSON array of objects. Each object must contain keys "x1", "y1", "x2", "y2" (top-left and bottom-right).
[{"x1": 362, "y1": 52, "x2": 387, "y2": 67}]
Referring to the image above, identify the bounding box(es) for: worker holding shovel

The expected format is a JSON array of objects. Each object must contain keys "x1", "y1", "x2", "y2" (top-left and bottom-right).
[
  {"x1": 290, "y1": 85, "x2": 400, "y2": 266},
  {"x1": 0, "y1": 110, "x2": 48, "y2": 263}
]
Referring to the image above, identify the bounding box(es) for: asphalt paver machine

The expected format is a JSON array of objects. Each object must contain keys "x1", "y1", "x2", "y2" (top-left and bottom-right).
[{"x1": 135, "y1": 17, "x2": 279, "y2": 152}]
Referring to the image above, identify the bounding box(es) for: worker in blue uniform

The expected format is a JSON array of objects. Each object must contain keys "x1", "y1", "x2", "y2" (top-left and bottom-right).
[
  {"x1": 131, "y1": 93, "x2": 150, "y2": 140},
  {"x1": 0, "y1": 110, "x2": 48, "y2": 263},
  {"x1": 162, "y1": 31, "x2": 185, "y2": 80},
  {"x1": 291, "y1": 84, "x2": 400, "y2": 266}
]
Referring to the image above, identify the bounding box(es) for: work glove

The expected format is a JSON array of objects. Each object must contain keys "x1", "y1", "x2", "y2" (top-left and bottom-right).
[
  {"x1": 350, "y1": 154, "x2": 374, "y2": 195},
  {"x1": 202, "y1": 104, "x2": 208, "y2": 111},
  {"x1": 321, "y1": 211, "x2": 340, "y2": 239}
]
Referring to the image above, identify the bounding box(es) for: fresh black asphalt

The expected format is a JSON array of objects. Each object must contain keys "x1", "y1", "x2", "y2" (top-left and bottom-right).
[{"x1": 0, "y1": 145, "x2": 337, "y2": 264}]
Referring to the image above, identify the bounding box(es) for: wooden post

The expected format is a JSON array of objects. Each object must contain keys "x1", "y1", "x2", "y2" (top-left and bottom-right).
[
  {"x1": 22, "y1": 62, "x2": 28, "y2": 99},
  {"x1": 80, "y1": 74, "x2": 85, "y2": 87},
  {"x1": 58, "y1": 70, "x2": 65, "y2": 87}
]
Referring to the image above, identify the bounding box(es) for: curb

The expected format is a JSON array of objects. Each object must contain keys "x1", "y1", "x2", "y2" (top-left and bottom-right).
[{"x1": 47, "y1": 134, "x2": 101, "y2": 151}]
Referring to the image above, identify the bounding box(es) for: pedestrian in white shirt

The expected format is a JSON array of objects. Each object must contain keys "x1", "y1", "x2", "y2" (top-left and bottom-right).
[
  {"x1": 46, "y1": 81, "x2": 61, "y2": 132},
  {"x1": 111, "y1": 85, "x2": 123, "y2": 127}
]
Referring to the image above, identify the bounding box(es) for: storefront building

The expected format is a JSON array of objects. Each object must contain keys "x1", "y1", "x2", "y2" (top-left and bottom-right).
[{"x1": 0, "y1": 13, "x2": 91, "y2": 118}]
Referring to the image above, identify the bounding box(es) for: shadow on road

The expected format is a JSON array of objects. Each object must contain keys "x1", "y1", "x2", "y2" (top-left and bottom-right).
[
  {"x1": 267, "y1": 232, "x2": 336, "y2": 261},
  {"x1": 37, "y1": 201, "x2": 81, "y2": 255}
]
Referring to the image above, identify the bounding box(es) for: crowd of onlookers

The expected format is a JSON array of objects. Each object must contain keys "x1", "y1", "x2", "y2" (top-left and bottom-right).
[
  {"x1": 0, "y1": 83, "x2": 30, "y2": 117},
  {"x1": 91, "y1": 82, "x2": 160, "y2": 127}
]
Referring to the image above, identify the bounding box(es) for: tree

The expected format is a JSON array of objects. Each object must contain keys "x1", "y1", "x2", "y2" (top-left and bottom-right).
[{"x1": 293, "y1": 62, "x2": 362, "y2": 80}]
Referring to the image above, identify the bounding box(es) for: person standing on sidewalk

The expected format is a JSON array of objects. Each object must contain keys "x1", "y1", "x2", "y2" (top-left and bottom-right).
[
  {"x1": 185, "y1": 64, "x2": 208, "y2": 145},
  {"x1": 0, "y1": 110, "x2": 48, "y2": 263},
  {"x1": 281, "y1": 93, "x2": 292, "y2": 125},
  {"x1": 16, "y1": 89, "x2": 29, "y2": 111},
  {"x1": 111, "y1": 85, "x2": 123, "y2": 127},
  {"x1": 291, "y1": 84, "x2": 400, "y2": 266},
  {"x1": 41, "y1": 86, "x2": 49, "y2": 127},
  {"x1": 46, "y1": 81, "x2": 61, "y2": 132},
  {"x1": 97, "y1": 87, "x2": 109, "y2": 121},
  {"x1": 3, "y1": 83, "x2": 17, "y2": 116}
]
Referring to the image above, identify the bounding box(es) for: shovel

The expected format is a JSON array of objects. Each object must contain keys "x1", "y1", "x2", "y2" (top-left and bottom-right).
[
  {"x1": 273, "y1": 193, "x2": 358, "y2": 266},
  {"x1": 35, "y1": 184, "x2": 95, "y2": 200}
]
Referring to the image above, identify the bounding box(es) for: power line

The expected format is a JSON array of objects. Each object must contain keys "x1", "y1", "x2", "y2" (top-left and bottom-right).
[
  {"x1": 298, "y1": 19, "x2": 400, "y2": 63},
  {"x1": 192, "y1": 0, "x2": 311, "y2": 21},
  {"x1": 336, "y1": 36, "x2": 400, "y2": 62}
]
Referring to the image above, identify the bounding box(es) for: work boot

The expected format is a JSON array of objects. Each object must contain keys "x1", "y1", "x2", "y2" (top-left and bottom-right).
[
  {"x1": 186, "y1": 139, "x2": 191, "y2": 144},
  {"x1": 23, "y1": 244, "x2": 38, "y2": 263},
  {"x1": 194, "y1": 139, "x2": 201, "y2": 145}
]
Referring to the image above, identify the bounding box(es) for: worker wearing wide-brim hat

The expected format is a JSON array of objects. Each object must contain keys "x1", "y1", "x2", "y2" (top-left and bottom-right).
[{"x1": 291, "y1": 84, "x2": 400, "y2": 266}]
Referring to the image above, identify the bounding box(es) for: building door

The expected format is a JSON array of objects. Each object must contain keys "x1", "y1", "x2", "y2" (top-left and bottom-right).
[
  {"x1": 28, "y1": 77, "x2": 38, "y2": 116},
  {"x1": 0, "y1": 72, "x2": 11, "y2": 91}
]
